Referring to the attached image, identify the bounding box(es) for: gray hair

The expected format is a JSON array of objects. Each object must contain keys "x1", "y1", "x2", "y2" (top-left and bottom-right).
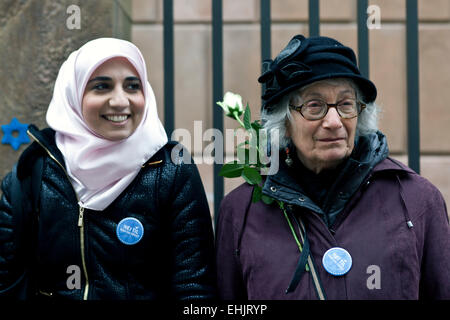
[{"x1": 261, "y1": 78, "x2": 380, "y2": 150}]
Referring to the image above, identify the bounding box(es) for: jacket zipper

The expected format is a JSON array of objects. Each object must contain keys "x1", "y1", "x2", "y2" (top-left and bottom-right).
[
  {"x1": 28, "y1": 130, "x2": 90, "y2": 300},
  {"x1": 78, "y1": 206, "x2": 89, "y2": 300}
]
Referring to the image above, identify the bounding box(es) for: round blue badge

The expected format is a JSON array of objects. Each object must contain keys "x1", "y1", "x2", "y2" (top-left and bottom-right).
[
  {"x1": 322, "y1": 247, "x2": 352, "y2": 276},
  {"x1": 116, "y1": 217, "x2": 144, "y2": 245}
]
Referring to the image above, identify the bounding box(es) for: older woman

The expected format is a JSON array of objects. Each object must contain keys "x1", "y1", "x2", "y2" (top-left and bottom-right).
[{"x1": 215, "y1": 35, "x2": 449, "y2": 299}]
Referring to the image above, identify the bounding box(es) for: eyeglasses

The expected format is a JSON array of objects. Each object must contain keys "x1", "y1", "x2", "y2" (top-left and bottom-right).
[{"x1": 289, "y1": 98, "x2": 366, "y2": 120}]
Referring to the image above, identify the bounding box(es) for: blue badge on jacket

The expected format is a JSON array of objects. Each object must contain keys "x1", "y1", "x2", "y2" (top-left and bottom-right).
[
  {"x1": 116, "y1": 217, "x2": 144, "y2": 245},
  {"x1": 322, "y1": 247, "x2": 352, "y2": 276}
]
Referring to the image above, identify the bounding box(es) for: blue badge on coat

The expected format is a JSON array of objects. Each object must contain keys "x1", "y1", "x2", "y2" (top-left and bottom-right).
[
  {"x1": 322, "y1": 247, "x2": 352, "y2": 276},
  {"x1": 116, "y1": 217, "x2": 144, "y2": 245}
]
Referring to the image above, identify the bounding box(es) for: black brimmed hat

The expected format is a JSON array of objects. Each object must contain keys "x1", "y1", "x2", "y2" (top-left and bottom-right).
[{"x1": 258, "y1": 35, "x2": 377, "y2": 111}]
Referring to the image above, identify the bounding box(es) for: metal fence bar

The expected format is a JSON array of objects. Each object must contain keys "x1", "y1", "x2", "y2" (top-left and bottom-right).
[
  {"x1": 212, "y1": 0, "x2": 224, "y2": 224},
  {"x1": 260, "y1": 0, "x2": 271, "y2": 108},
  {"x1": 406, "y1": 0, "x2": 420, "y2": 174},
  {"x1": 309, "y1": 0, "x2": 320, "y2": 36},
  {"x1": 357, "y1": 0, "x2": 369, "y2": 78},
  {"x1": 260, "y1": 0, "x2": 271, "y2": 62},
  {"x1": 163, "y1": 0, "x2": 174, "y2": 137}
]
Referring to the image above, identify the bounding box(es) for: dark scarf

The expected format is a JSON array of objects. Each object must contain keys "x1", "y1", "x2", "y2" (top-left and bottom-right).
[
  {"x1": 265, "y1": 131, "x2": 389, "y2": 227},
  {"x1": 288, "y1": 152, "x2": 347, "y2": 210}
]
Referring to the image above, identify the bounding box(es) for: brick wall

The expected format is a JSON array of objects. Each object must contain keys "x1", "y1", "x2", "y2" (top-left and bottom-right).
[{"x1": 131, "y1": 0, "x2": 450, "y2": 217}]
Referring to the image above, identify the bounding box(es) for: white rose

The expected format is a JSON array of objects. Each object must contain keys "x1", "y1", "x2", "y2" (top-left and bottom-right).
[{"x1": 217, "y1": 92, "x2": 244, "y2": 117}]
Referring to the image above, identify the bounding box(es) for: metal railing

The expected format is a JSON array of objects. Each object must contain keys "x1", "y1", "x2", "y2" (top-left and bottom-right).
[{"x1": 162, "y1": 0, "x2": 420, "y2": 223}]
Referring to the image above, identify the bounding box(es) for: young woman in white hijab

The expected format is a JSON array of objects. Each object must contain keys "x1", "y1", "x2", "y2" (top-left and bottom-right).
[{"x1": 0, "y1": 38, "x2": 216, "y2": 300}]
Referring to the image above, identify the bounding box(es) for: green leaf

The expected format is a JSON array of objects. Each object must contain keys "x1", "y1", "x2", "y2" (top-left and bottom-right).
[
  {"x1": 243, "y1": 104, "x2": 252, "y2": 130},
  {"x1": 261, "y1": 194, "x2": 275, "y2": 205},
  {"x1": 219, "y1": 162, "x2": 244, "y2": 178},
  {"x1": 251, "y1": 120, "x2": 262, "y2": 130},
  {"x1": 252, "y1": 185, "x2": 262, "y2": 203},
  {"x1": 241, "y1": 166, "x2": 262, "y2": 185}
]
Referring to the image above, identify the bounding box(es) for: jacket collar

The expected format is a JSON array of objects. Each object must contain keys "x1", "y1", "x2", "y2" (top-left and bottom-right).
[
  {"x1": 16, "y1": 125, "x2": 65, "y2": 179},
  {"x1": 26, "y1": 124, "x2": 65, "y2": 164}
]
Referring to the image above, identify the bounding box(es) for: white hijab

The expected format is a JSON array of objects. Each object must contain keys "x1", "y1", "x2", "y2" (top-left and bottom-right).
[{"x1": 46, "y1": 38, "x2": 168, "y2": 211}]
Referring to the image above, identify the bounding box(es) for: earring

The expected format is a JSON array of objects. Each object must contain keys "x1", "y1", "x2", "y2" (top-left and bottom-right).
[{"x1": 285, "y1": 147, "x2": 293, "y2": 167}]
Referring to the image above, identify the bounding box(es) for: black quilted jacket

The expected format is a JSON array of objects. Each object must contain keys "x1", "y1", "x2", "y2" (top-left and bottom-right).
[{"x1": 0, "y1": 125, "x2": 217, "y2": 300}]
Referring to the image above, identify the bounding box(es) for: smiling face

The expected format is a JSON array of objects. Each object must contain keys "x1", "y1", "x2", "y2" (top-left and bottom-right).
[
  {"x1": 82, "y1": 57, "x2": 145, "y2": 141},
  {"x1": 286, "y1": 79, "x2": 358, "y2": 173}
]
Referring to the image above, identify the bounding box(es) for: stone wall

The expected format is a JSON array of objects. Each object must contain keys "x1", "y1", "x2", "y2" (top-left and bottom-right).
[
  {"x1": 0, "y1": 0, "x2": 131, "y2": 178},
  {"x1": 132, "y1": 0, "x2": 450, "y2": 216}
]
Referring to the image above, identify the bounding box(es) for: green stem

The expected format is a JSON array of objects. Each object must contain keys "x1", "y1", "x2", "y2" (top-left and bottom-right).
[
  {"x1": 278, "y1": 201, "x2": 310, "y2": 272},
  {"x1": 233, "y1": 111, "x2": 245, "y2": 128},
  {"x1": 279, "y1": 202, "x2": 303, "y2": 251}
]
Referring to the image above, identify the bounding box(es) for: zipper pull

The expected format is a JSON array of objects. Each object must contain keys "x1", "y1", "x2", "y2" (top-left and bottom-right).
[{"x1": 78, "y1": 206, "x2": 84, "y2": 227}]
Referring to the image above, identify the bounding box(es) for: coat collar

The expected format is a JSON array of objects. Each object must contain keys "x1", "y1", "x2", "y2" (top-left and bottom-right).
[
  {"x1": 26, "y1": 124, "x2": 65, "y2": 164},
  {"x1": 16, "y1": 125, "x2": 65, "y2": 179},
  {"x1": 371, "y1": 156, "x2": 416, "y2": 175}
]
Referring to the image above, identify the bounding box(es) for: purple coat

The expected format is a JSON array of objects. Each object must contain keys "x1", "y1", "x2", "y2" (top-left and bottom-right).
[{"x1": 216, "y1": 157, "x2": 450, "y2": 299}]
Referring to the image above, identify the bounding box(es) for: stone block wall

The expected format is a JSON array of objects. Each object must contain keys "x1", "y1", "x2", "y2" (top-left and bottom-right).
[{"x1": 132, "y1": 0, "x2": 450, "y2": 217}]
